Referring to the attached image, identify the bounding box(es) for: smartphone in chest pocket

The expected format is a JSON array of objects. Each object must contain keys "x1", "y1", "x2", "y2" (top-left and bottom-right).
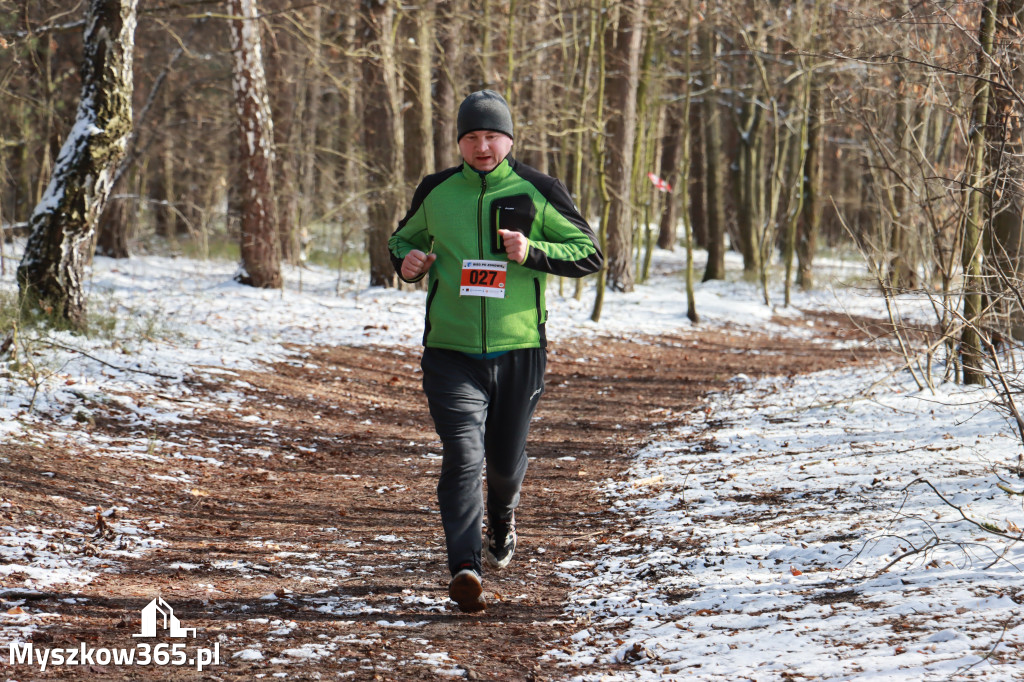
[{"x1": 490, "y1": 194, "x2": 537, "y2": 254}]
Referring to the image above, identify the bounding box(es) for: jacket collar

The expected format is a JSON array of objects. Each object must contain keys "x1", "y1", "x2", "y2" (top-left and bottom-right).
[{"x1": 461, "y1": 157, "x2": 514, "y2": 184}]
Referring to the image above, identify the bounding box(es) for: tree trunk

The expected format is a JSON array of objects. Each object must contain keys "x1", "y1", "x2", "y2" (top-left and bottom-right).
[
  {"x1": 14, "y1": 100, "x2": 36, "y2": 223},
  {"x1": 264, "y1": 13, "x2": 298, "y2": 265},
  {"x1": 590, "y1": 0, "x2": 611, "y2": 322},
  {"x1": 153, "y1": 125, "x2": 175, "y2": 238},
  {"x1": 657, "y1": 100, "x2": 683, "y2": 250},
  {"x1": 361, "y1": 0, "x2": 403, "y2": 288},
  {"x1": 527, "y1": 0, "x2": 551, "y2": 174},
  {"x1": 783, "y1": 59, "x2": 813, "y2": 307},
  {"x1": 962, "y1": 0, "x2": 998, "y2": 385},
  {"x1": 228, "y1": 0, "x2": 282, "y2": 288},
  {"x1": 95, "y1": 171, "x2": 132, "y2": 258},
  {"x1": 298, "y1": 4, "x2": 322, "y2": 247},
  {"x1": 434, "y1": 0, "x2": 464, "y2": 169},
  {"x1": 603, "y1": 0, "x2": 647, "y2": 293},
  {"x1": 503, "y1": 0, "x2": 518, "y2": 100},
  {"x1": 700, "y1": 24, "x2": 727, "y2": 282},
  {"x1": 688, "y1": 99, "x2": 707, "y2": 249},
  {"x1": 736, "y1": 95, "x2": 763, "y2": 279},
  {"x1": 986, "y1": 0, "x2": 1024, "y2": 340},
  {"x1": 888, "y1": 63, "x2": 917, "y2": 290},
  {"x1": 572, "y1": 2, "x2": 600, "y2": 302},
  {"x1": 633, "y1": 17, "x2": 658, "y2": 282},
  {"x1": 480, "y1": 0, "x2": 494, "y2": 88},
  {"x1": 415, "y1": 1, "x2": 436, "y2": 177},
  {"x1": 17, "y1": 0, "x2": 138, "y2": 329},
  {"x1": 680, "y1": 0, "x2": 698, "y2": 323},
  {"x1": 338, "y1": 1, "x2": 363, "y2": 265},
  {"x1": 796, "y1": 79, "x2": 823, "y2": 291}
]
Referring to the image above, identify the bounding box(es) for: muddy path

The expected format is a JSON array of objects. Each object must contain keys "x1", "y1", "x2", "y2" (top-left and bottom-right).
[{"x1": 1, "y1": 315, "x2": 884, "y2": 680}]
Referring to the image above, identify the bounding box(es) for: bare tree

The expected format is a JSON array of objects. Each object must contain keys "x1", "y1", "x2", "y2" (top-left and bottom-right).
[
  {"x1": 985, "y1": 0, "x2": 1024, "y2": 341},
  {"x1": 796, "y1": 79, "x2": 823, "y2": 291},
  {"x1": 228, "y1": 0, "x2": 282, "y2": 288},
  {"x1": 17, "y1": 0, "x2": 138, "y2": 329},
  {"x1": 962, "y1": 0, "x2": 998, "y2": 385},
  {"x1": 603, "y1": 0, "x2": 647, "y2": 292},
  {"x1": 434, "y1": 0, "x2": 465, "y2": 170},
  {"x1": 699, "y1": 21, "x2": 726, "y2": 282},
  {"x1": 412, "y1": 1, "x2": 436, "y2": 178},
  {"x1": 361, "y1": 0, "x2": 403, "y2": 288}
]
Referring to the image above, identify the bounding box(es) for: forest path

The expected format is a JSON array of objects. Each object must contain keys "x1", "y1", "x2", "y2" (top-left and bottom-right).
[{"x1": 1, "y1": 315, "x2": 883, "y2": 680}]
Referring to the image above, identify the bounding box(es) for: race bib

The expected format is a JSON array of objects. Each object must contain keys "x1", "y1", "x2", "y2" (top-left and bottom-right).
[{"x1": 460, "y1": 260, "x2": 507, "y2": 298}]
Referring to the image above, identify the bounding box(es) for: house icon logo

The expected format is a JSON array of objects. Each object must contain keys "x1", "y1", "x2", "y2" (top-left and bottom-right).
[{"x1": 133, "y1": 597, "x2": 196, "y2": 638}]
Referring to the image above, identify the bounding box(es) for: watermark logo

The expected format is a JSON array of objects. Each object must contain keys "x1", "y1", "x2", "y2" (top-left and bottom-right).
[
  {"x1": 9, "y1": 597, "x2": 220, "y2": 673},
  {"x1": 134, "y1": 597, "x2": 196, "y2": 638}
]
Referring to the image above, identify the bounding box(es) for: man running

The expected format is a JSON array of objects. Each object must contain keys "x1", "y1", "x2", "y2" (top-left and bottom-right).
[{"x1": 389, "y1": 90, "x2": 602, "y2": 612}]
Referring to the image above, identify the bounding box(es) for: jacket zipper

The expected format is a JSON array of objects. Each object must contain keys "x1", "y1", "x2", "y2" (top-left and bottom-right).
[{"x1": 477, "y1": 173, "x2": 487, "y2": 354}]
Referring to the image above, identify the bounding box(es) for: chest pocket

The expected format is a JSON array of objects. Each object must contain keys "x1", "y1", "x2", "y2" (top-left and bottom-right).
[{"x1": 490, "y1": 194, "x2": 537, "y2": 254}]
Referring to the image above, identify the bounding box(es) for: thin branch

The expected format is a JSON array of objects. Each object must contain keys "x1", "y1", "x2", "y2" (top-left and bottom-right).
[
  {"x1": 906, "y1": 477, "x2": 1024, "y2": 544},
  {"x1": 38, "y1": 340, "x2": 179, "y2": 381}
]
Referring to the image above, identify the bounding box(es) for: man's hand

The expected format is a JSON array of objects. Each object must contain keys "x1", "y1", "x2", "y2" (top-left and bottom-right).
[
  {"x1": 401, "y1": 249, "x2": 437, "y2": 280},
  {"x1": 498, "y1": 229, "x2": 529, "y2": 265}
]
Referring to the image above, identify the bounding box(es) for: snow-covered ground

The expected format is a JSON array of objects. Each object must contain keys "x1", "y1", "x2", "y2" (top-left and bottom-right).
[
  {"x1": 2, "y1": 245, "x2": 1022, "y2": 680},
  {"x1": 548, "y1": 366, "x2": 1024, "y2": 681}
]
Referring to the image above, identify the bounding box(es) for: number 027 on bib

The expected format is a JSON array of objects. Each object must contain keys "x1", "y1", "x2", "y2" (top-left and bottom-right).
[{"x1": 460, "y1": 260, "x2": 507, "y2": 298}]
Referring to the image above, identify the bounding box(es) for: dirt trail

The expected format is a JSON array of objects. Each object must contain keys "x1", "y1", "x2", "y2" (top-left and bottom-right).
[{"x1": 1, "y1": 315, "x2": 883, "y2": 680}]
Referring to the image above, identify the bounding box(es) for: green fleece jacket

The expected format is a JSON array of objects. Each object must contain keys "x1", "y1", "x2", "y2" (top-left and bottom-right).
[{"x1": 389, "y1": 158, "x2": 602, "y2": 354}]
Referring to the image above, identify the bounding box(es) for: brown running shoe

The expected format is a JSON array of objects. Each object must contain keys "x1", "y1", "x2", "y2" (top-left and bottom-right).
[{"x1": 448, "y1": 567, "x2": 485, "y2": 613}]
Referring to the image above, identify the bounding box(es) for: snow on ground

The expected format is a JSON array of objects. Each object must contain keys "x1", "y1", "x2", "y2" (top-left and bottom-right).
[
  {"x1": 2, "y1": 245, "x2": 1022, "y2": 680},
  {"x1": 548, "y1": 367, "x2": 1024, "y2": 680}
]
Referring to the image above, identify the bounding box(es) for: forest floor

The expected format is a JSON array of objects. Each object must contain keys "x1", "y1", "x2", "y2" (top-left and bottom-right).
[{"x1": 1, "y1": 313, "x2": 888, "y2": 680}]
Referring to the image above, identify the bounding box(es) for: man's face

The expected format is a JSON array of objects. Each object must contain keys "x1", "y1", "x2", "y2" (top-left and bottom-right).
[{"x1": 458, "y1": 131, "x2": 513, "y2": 173}]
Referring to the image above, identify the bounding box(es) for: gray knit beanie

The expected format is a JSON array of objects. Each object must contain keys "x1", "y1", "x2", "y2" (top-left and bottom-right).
[{"x1": 457, "y1": 90, "x2": 514, "y2": 141}]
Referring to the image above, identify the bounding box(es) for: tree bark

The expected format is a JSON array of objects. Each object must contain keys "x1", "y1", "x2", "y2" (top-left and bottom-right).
[
  {"x1": 415, "y1": 1, "x2": 436, "y2": 177},
  {"x1": 603, "y1": 0, "x2": 647, "y2": 293},
  {"x1": 95, "y1": 171, "x2": 132, "y2": 258},
  {"x1": 736, "y1": 94, "x2": 763, "y2": 279},
  {"x1": 700, "y1": 24, "x2": 727, "y2": 282},
  {"x1": 962, "y1": 0, "x2": 998, "y2": 385},
  {"x1": 657, "y1": 100, "x2": 683, "y2": 250},
  {"x1": 591, "y1": 0, "x2": 611, "y2": 322},
  {"x1": 986, "y1": 0, "x2": 1024, "y2": 340},
  {"x1": 688, "y1": 98, "x2": 707, "y2": 249},
  {"x1": 338, "y1": 1, "x2": 363, "y2": 263},
  {"x1": 264, "y1": 10, "x2": 298, "y2": 264},
  {"x1": 527, "y1": 0, "x2": 551, "y2": 174},
  {"x1": 228, "y1": 0, "x2": 282, "y2": 288},
  {"x1": 434, "y1": 0, "x2": 464, "y2": 169},
  {"x1": 796, "y1": 79, "x2": 823, "y2": 291},
  {"x1": 361, "y1": 0, "x2": 403, "y2": 288},
  {"x1": 299, "y1": 4, "x2": 323, "y2": 254},
  {"x1": 17, "y1": 0, "x2": 138, "y2": 329},
  {"x1": 887, "y1": 62, "x2": 917, "y2": 290}
]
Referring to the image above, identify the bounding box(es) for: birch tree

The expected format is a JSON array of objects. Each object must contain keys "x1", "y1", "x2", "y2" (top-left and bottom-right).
[
  {"x1": 228, "y1": 0, "x2": 282, "y2": 289},
  {"x1": 16, "y1": 0, "x2": 138, "y2": 329}
]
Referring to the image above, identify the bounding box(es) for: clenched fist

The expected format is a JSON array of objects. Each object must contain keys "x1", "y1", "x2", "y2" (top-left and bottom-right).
[
  {"x1": 498, "y1": 229, "x2": 529, "y2": 265},
  {"x1": 401, "y1": 249, "x2": 437, "y2": 280}
]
